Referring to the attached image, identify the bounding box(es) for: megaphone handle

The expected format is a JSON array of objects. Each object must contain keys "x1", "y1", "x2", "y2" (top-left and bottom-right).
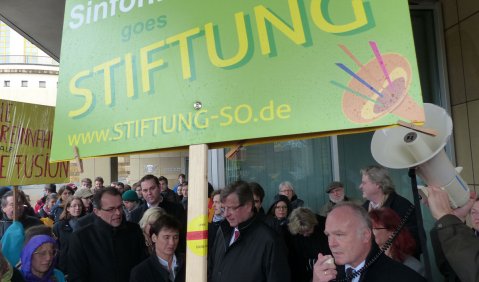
[{"x1": 408, "y1": 168, "x2": 433, "y2": 281}]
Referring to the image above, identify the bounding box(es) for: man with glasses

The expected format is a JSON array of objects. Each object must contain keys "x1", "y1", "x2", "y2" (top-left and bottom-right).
[
  {"x1": 68, "y1": 187, "x2": 146, "y2": 282},
  {"x1": 279, "y1": 181, "x2": 304, "y2": 210},
  {"x1": 1, "y1": 190, "x2": 42, "y2": 240},
  {"x1": 208, "y1": 181, "x2": 290, "y2": 282}
]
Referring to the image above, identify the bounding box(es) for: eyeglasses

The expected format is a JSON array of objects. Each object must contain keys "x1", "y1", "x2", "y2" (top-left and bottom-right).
[
  {"x1": 101, "y1": 206, "x2": 123, "y2": 213},
  {"x1": 223, "y1": 205, "x2": 243, "y2": 213},
  {"x1": 280, "y1": 189, "x2": 293, "y2": 193},
  {"x1": 33, "y1": 249, "x2": 58, "y2": 257}
]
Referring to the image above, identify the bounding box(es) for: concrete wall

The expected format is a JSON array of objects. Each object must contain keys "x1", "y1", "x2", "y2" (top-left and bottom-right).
[
  {"x1": 77, "y1": 157, "x2": 112, "y2": 185},
  {"x1": 442, "y1": 0, "x2": 479, "y2": 193},
  {"x1": 129, "y1": 151, "x2": 188, "y2": 186}
]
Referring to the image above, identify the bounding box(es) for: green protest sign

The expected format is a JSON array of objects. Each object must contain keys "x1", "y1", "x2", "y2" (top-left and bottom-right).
[{"x1": 52, "y1": 0, "x2": 424, "y2": 161}]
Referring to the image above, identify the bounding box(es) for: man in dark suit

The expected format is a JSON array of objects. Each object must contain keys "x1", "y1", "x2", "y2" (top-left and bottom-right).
[
  {"x1": 208, "y1": 181, "x2": 290, "y2": 282},
  {"x1": 130, "y1": 175, "x2": 186, "y2": 252},
  {"x1": 130, "y1": 175, "x2": 185, "y2": 224},
  {"x1": 68, "y1": 188, "x2": 146, "y2": 282},
  {"x1": 312, "y1": 202, "x2": 425, "y2": 282}
]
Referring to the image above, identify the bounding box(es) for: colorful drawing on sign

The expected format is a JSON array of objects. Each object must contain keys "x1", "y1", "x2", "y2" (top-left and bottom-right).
[
  {"x1": 0, "y1": 100, "x2": 69, "y2": 186},
  {"x1": 334, "y1": 41, "x2": 424, "y2": 124}
]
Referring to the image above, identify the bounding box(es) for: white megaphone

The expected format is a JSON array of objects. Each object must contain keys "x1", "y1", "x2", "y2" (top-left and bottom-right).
[{"x1": 371, "y1": 103, "x2": 470, "y2": 208}]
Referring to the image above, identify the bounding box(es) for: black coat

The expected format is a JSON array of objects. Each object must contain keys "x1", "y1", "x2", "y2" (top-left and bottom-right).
[
  {"x1": 208, "y1": 220, "x2": 222, "y2": 254},
  {"x1": 263, "y1": 215, "x2": 289, "y2": 237},
  {"x1": 130, "y1": 201, "x2": 185, "y2": 225},
  {"x1": 335, "y1": 243, "x2": 425, "y2": 282},
  {"x1": 52, "y1": 219, "x2": 75, "y2": 274},
  {"x1": 208, "y1": 215, "x2": 291, "y2": 282},
  {"x1": 130, "y1": 254, "x2": 185, "y2": 282},
  {"x1": 287, "y1": 215, "x2": 330, "y2": 282},
  {"x1": 161, "y1": 188, "x2": 180, "y2": 204},
  {"x1": 129, "y1": 200, "x2": 187, "y2": 253},
  {"x1": 67, "y1": 215, "x2": 147, "y2": 282},
  {"x1": 77, "y1": 212, "x2": 95, "y2": 228},
  {"x1": 10, "y1": 268, "x2": 25, "y2": 282}
]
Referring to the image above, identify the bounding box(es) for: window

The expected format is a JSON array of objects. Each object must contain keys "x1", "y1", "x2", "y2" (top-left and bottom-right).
[
  {"x1": 39, "y1": 81, "x2": 46, "y2": 88},
  {"x1": 3, "y1": 80, "x2": 10, "y2": 87},
  {"x1": 0, "y1": 22, "x2": 9, "y2": 64},
  {"x1": 24, "y1": 39, "x2": 38, "y2": 64},
  {"x1": 225, "y1": 138, "x2": 333, "y2": 211},
  {"x1": 21, "y1": 80, "x2": 28, "y2": 87}
]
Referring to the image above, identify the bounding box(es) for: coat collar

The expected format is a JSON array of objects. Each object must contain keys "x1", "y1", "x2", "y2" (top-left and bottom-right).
[
  {"x1": 220, "y1": 214, "x2": 258, "y2": 243},
  {"x1": 148, "y1": 253, "x2": 184, "y2": 281},
  {"x1": 93, "y1": 213, "x2": 127, "y2": 233}
]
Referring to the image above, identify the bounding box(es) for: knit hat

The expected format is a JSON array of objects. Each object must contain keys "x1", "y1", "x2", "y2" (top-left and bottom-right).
[
  {"x1": 74, "y1": 188, "x2": 93, "y2": 199},
  {"x1": 122, "y1": 190, "x2": 139, "y2": 202},
  {"x1": 326, "y1": 181, "x2": 344, "y2": 193}
]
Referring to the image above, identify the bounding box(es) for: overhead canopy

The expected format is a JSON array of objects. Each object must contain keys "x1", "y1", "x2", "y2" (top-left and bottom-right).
[
  {"x1": 0, "y1": 0, "x2": 436, "y2": 65},
  {"x1": 0, "y1": 0, "x2": 65, "y2": 62}
]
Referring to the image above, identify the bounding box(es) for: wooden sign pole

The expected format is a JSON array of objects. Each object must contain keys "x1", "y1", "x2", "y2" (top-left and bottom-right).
[
  {"x1": 185, "y1": 144, "x2": 209, "y2": 282},
  {"x1": 12, "y1": 186, "x2": 19, "y2": 221}
]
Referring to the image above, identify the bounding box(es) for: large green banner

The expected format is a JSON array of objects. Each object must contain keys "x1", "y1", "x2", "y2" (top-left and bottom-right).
[
  {"x1": 0, "y1": 100, "x2": 69, "y2": 185},
  {"x1": 52, "y1": 0, "x2": 424, "y2": 161}
]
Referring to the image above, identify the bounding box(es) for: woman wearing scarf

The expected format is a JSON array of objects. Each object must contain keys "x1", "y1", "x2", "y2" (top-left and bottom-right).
[{"x1": 20, "y1": 235, "x2": 65, "y2": 282}]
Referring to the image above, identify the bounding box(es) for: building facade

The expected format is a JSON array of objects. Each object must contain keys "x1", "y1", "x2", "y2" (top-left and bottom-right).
[{"x1": 0, "y1": 21, "x2": 58, "y2": 107}]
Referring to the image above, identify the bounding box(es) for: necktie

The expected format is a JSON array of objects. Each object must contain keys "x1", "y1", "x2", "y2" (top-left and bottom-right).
[
  {"x1": 233, "y1": 228, "x2": 240, "y2": 242},
  {"x1": 345, "y1": 267, "x2": 354, "y2": 282}
]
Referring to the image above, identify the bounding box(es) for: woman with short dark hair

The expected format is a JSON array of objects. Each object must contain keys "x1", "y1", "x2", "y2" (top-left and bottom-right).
[{"x1": 130, "y1": 214, "x2": 185, "y2": 282}]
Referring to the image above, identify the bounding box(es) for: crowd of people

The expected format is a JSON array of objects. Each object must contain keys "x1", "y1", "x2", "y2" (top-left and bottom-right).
[{"x1": 0, "y1": 166, "x2": 477, "y2": 281}]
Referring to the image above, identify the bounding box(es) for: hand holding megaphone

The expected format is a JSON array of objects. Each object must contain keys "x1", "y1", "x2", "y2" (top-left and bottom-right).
[{"x1": 425, "y1": 186, "x2": 476, "y2": 221}]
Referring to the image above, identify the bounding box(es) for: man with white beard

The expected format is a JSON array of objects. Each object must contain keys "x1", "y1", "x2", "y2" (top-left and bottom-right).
[{"x1": 319, "y1": 182, "x2": 357, "y2": 217}]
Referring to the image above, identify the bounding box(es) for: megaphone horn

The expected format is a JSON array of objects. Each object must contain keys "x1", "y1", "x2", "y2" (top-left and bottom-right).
[{"x1": 371, "y1": 103, "x2": 470, "y2": 208}]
